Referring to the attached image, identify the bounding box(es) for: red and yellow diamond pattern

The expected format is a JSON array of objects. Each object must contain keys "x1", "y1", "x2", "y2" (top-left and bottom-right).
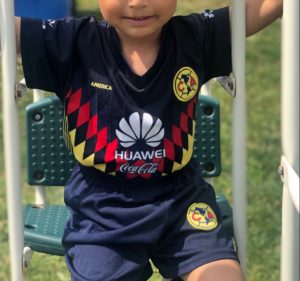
[{"x1": 64, "y1": 87, "x2": 197, "y2": 178}]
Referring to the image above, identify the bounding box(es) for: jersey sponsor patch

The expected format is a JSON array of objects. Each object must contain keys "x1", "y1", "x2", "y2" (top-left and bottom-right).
[
  {"x1": 173, "y1": 67, "x2": 199, "y2": 102},
  {"x1": 116, "y1": 112, "x2": 165, "y2": 148},
  {"x1": 186, "y1": 203, "x2": 218, "y2": 230},
  {"x1": 114, "y1": 112, "x2": 166, "y2": 176}
]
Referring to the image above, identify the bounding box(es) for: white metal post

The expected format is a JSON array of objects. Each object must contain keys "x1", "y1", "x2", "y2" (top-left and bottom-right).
[
  {"x1": 280, "y1": 0, "x2": 300, "y2": 280},
  {"x1": 0, "y1": 1, "x2": 24, "y2": 281},
  {"x1": 231, "y1": 0, "x2": 247, "y2": 273}
]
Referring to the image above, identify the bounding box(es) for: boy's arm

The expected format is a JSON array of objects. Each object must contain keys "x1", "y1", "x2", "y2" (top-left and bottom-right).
[
  {"x1": 15, "y1": 17, "x2": 21, "y2": 53},
  {"x1": 231, "y1": 0, "x2": 283, "y2": 37}
]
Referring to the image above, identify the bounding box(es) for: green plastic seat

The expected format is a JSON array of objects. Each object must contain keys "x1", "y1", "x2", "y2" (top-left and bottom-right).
[
  {"x1": 24, "y1": 205, "x2": 70, "y2": 256},
  {"x1": 24, "y1": 95, "x2": 233, "y2": 256}
]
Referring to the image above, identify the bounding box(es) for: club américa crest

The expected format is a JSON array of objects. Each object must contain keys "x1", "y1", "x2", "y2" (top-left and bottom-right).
[
  {"x1": 173, "y1": 67, "x2": 199, "y2": 102},
  {"x1": 186, "y1": 203, "x2": 218, "y2": 230}
]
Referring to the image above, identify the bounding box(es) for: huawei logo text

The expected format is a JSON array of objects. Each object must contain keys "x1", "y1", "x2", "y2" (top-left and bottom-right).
[{"x1": 115, "y1": 112, "x2": 166, "y2": 163}]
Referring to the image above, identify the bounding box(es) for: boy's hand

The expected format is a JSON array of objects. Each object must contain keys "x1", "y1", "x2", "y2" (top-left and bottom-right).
[{"x1": 233, "y1": 0, "x2": 283, "y2": 37}]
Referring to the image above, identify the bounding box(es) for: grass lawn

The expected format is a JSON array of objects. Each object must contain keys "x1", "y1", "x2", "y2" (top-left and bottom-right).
[{"x1": 0, "y1": 0, "x2": 282, "y2": 280}]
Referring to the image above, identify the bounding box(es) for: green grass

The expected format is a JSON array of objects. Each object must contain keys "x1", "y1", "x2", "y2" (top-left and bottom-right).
[{"x1": 0, "y1": 1, "x2": 282, "y2": 280}]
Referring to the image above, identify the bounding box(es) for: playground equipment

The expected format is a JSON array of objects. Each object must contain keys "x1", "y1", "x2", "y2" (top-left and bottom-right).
[
  {"x1": 230, "y1": 0, "x2": 247, "y2": 270},
  {"x1": 1, "y1": 0, "x2": 298, "y2": 280},
  {"x1": 0, "y1": 0, "x2": 71, "y2": 280},
  {"x1": 279, "y1": 0, "x2": 299, "y2": 280},
  {"x1": 0, "y1": 1, "x2": 23, "y2": 280}
]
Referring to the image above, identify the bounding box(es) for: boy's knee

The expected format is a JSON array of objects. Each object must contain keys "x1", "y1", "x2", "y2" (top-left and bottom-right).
[{"x1": 181, "y1": 259, "x2": 246, "y2": 281}]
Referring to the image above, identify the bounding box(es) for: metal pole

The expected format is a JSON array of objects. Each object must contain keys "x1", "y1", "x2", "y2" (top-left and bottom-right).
[
  {"x1": 280, "y1": 0, "x2": 299, "y2": 280},
  {"x1": 231, "y1": 0, "x2": 247, "y2": 273},
  {"x1": 0, "y1": 1, "x2": 24, "y2": 281}
]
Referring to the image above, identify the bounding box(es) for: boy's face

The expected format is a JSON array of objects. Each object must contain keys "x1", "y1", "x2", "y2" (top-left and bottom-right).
[{"x1": 98, "y1": 0, "x2": 177, "y2": 41}]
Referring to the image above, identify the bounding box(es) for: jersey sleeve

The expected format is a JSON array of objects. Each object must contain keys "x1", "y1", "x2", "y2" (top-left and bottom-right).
[
  {"x1": 192, "y1": 7, "x2": 232, "y2": 82},
  {"x1": 20, "y1": 17, "x2": 96, "y2": 98}
]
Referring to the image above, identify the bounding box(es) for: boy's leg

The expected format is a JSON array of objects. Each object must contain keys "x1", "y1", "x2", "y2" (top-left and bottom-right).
[
  {"x1": 181, "y1": 259, "x2": 246, "y2": 281},
  {"x1": 151, "y1": 161, "x2": 241, "y2": 280}
]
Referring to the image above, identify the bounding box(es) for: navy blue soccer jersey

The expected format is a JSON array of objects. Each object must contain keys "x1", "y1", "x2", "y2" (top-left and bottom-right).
[{"x1": 21, "y1": 8, "x2": 232, "y2": 179}]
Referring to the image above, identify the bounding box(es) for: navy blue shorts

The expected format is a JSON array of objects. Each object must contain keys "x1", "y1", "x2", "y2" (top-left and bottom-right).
[{"x1": 63, "y1": 160, "x2": 238, "y2": 281}]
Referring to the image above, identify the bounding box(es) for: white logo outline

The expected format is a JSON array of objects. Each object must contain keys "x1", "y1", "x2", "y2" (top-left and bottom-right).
[{"x1": 116, "y1": 112, "x2": 165, "y2": 148}]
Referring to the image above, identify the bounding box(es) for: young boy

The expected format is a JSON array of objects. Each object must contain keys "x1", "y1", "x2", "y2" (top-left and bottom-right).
[{"x1": 15, "y1": 0, "x2": 282, "y2": 280}]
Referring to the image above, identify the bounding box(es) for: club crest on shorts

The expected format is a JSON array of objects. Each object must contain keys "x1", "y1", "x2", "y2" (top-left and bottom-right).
[
  {"x1": 173, "y1": 67, "x2": 199, "y2": 102},
  {"x1": 186, "y1": 203, "x2": 218, "y2": 230}
]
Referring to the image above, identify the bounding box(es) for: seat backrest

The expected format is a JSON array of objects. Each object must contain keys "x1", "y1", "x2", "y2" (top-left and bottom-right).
[
  {"x1": 26, "y1": 95, "x2": 220, "y2": 186},
  {"x1": 194, "y1": 95, "x2": 221, "y2": 177},
  {"x1": 26, "y1": 96, "x2": 76, "y2": 186}
]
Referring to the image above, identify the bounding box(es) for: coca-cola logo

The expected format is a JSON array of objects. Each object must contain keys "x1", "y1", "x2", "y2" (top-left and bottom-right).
[{"x1": 119, "y1": 163, "x2": 158, "y2": 174}]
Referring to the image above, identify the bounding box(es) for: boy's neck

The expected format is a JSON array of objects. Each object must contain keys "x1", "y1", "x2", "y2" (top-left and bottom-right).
[{"x1": 116, "y1": 30, "x2": 161, "y2": 76}]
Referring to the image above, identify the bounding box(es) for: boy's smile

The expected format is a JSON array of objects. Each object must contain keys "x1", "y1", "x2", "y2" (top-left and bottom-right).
[
  {"x1": 98, "y1": 0, "x2": 177, "y2": 42},
  {"x1": 123, "y1": 16, "x2": 156, "y2": 27}
]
